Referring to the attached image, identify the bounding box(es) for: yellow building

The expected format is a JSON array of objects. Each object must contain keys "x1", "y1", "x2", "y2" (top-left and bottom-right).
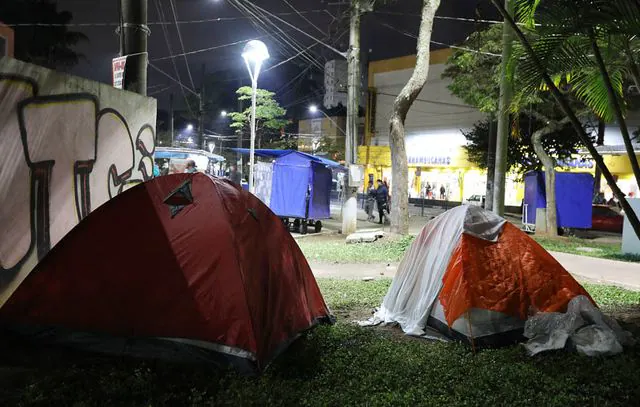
[{"x1": 360, "y1": 49, "x2": 640, "y2": 204}]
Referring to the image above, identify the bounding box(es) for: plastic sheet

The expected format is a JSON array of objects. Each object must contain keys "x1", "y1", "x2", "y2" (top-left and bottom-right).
[{"x1": 524, "y1": 295, "x2": 634, "y2": 357}]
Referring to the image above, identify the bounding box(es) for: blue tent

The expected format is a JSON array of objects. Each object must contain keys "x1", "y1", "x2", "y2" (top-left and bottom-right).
[
  {"x1": 524, "y1": 171, "x2": 593, "y2": 229},
  {"x1": 234, "y1": 149, "x2": 343, "y2": 220}
]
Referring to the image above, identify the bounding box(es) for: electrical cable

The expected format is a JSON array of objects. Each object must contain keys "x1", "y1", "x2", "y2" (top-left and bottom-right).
[
  {"x1": 232, "y1": 0, "x2": 325, "y2": 70},
  {"x1": 149, "y1": 63, "x2": 198, "y2": 96},
  {"x1": 152, "y1": 0, "x2": 193, "y2": 116},
  {"x1": 281, "y1": 0, "x2": 327, "y2": 37},
  {"x1": 168, "y1": 0, "x2": 196, "y2": 89},
  {"x1": 5, "y1": 9, "x2": 331, "y2": 27},
  {"x1": 378, "y1": 21, "x2": 502, "y2": 58}
]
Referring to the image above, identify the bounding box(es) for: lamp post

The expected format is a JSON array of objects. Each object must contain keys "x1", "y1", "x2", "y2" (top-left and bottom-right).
[{"x1": 242, "y1": 40, "x2": 269, "y2": 194}]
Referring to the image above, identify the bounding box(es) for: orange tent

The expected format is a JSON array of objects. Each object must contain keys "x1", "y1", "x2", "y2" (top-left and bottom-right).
[{"x1": 371, "y1": 205, "x2": 592, "y2": 346}]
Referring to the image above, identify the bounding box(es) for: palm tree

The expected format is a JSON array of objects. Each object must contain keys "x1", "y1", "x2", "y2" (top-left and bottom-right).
[{"x1": 490, "y1": 0, "x2": 640, "y2": 239}]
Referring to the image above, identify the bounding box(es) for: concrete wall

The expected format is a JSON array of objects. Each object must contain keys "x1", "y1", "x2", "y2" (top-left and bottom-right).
[{"x1": 0, "y1": 57, "x2": 157, "y2": 305}]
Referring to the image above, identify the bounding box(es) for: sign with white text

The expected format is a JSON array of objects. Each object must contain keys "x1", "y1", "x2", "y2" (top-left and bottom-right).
[{"x1": 112, "y1": 56, "x2": 127, "y2": 89}]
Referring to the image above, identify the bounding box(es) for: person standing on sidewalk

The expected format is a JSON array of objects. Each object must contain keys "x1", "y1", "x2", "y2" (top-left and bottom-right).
[
  {"x1": 376, "y1": 179, "x2": 389, "y2": 224},
  {"x1": 365, "y1": 181, "x2": 376, "y2": 221}
]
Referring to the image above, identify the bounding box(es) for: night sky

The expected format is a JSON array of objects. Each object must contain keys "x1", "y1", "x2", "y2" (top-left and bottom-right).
[{"x1": 54, "y1": 0, "x2": 498, "y2": 111}]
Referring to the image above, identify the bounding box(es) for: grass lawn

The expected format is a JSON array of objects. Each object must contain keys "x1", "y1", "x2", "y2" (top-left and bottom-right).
[
  {"x1": 1, "y1": 280, "x2": 639, "y2": 406},
  {"x1": 297, "y1": 234, "x2": 640, "y2": 264},
  {"x1": 297, "y1": 235, "x2": 414, "y2": 264},
  {"x1": 532, "y1": 236, "x2": 640, "y2": 263}
]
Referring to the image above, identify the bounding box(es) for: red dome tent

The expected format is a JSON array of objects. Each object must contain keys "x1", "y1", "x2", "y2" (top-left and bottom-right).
[{"x1": 0, "y1": 173, "x2": 333, "y2": 372}]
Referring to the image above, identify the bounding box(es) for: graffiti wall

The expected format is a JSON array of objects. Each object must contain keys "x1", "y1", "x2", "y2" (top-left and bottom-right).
[{"x1": 0, "y1": 57, "x2": 157, "y2": 305}]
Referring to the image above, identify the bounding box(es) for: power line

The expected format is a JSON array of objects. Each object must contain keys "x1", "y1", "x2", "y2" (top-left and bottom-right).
[
  {"x1": 374, "y1": 10, "x2": 541, "y2": 27},
  {"x1": 282, "y1": 0, "x2": 327, "y2": 37},
  {"x1": 153, "y1": 0, "x2": 193, "y2": 115},
  {"x1": 263, "y1": 43, "x2": 320, "y2": 73},
  {"x1": 230, "y1": 0, "x2": 325, "y2": 71},
  {"x1": 149, "y1": 63, "x2": 198, "y2": 96},
  {"x1": 168, "y1": 0, "x2": 195, "y2": 89},
  {"x1": 376, "y1": 92, "x2": 474, "y2": 109},
  {"x1": 4, "y1": 9, "x2": 330, "y2": 27},
  {"x1": 378, "y1": 21, "x2": 502, "y2": 58},
  {"x1": 248, "y1": 1, "x2": 346, "y2": 58}
]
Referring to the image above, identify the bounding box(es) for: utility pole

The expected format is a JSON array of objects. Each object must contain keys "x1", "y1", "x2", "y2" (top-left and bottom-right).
[
  {"x1": 237, "y1": 78, "x2": 244, "y2": 181},
  {"x1": 120, "y1": 0, "x2": 149, "y2": 95},
  {"x1": 169, "y1": 93, "x2": 175, "y2": 146},
  {"x1": 198, "y1": 63, "x2": 206, "y2": 151},
  {"x1": 342, "y1": 0, "x2": 366, "y2": 235},
  {"x1": 492, "y1": 0, "x2": 514, "y2": 216}
]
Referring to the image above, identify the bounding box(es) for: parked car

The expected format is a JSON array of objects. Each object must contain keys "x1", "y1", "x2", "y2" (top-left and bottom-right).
[
  {"x1": 465, "y1": 194, "x2": 486, "y2": 208},
  {"x1": 592, "y1": 205, "x2": 624, "y2": 233}
]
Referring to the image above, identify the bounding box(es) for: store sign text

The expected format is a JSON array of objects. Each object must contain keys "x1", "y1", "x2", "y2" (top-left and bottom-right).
[
  {"x1": 407, "y1": 155, "x2": 452, "y2": 166},
  {"x1": 557, "y1": 158, "x2": 595, "y2": 169}
]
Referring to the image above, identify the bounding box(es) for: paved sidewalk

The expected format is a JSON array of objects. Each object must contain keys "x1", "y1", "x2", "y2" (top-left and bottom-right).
[
  {"x1": 310, "y1": 256, "x2": 640, "y2": 291},
  {"x1": 314, "y1": 204, "x2": 638, "y2": 290},
  {"x1": 549, "y1": 251, "x2": 640, "y2": 291}
]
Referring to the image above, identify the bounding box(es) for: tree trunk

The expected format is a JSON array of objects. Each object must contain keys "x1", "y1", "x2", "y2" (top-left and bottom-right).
[
  {"x1": 485, "y1": 116, "x2": 497, "y2": 211},
  {"x1": 388, "y1": 0, "x2": 441, "y2": 235},
  {"x1": 492, "y1": 0, "x2": 515, "y2": 216},
  {"x1": 589, "y1": 30, "x2": 640, "y2": 187},
  {"x1": 531, "y1": 128, "x2": 558, "y2": 237},
  {"x1": 593, "y1": 120, "x2": 605, "y2": 195},
  {"x1": 492, "y1": 0, "x2": 640, "y2": 240}
]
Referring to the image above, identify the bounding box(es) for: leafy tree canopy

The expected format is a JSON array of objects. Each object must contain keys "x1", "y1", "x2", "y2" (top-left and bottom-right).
[
  {"x1": 442, "y1": 24, "x2": 505, "y2": 113},
  {"x1": 1, "y1": 0, "x2": 87, "y2": 69},
  {"x1": 464, "y1": 115, "x2": 582, "y2": 180},
  {"x1": 228, "y1": 87, "x2": 290, "y2": 149},
  {"x1": 443, "y1": 24, "x2": 588, "y2": 174}
]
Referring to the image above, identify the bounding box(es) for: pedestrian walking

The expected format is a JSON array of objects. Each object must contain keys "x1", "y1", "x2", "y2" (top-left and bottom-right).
[
  {"x1": 376, "y1": 179, "x2": 389, "y2": 225},
  {"x1": 365, "y1": 181, "x2": 376, "y2": 221},
  {"x1": 184, "y1": 160, "x2": 198, "y2": 174},
  {"x1": 229, "y1": 165, "x2": 242, "y2": 186}
]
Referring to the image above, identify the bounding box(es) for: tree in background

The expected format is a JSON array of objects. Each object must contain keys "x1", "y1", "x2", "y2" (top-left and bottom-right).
[
  {"x1": 388, "y1": 0, "x2": 441, "y2": 235},
  {"x1": 228, "y1": 87, "x2": 290, "y2": 150},
  {"x1": 492, "y1": 0, "x2": 640, "y2": 239},
  {"x1": 444, "y1": 24, "x2": 590, "y2": 236},
  {"x1": 464, "y1": 115, "x2": 580, "y2": 181},
  {"x1": 1, "y1": 0, "x2": 87, "y2": 69},
  {"x1": 443, "y1": 24, "x2": 503, "y2": 211}
]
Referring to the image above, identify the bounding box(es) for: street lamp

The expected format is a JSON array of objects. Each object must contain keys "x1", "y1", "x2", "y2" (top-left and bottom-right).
[
  {"x1": 220, "y1": 110, "x2": 228, "y2": 117},
  {"x1": 242, "y1": 39, "x2": 269, "y2": 194},
  {"x1": 186, "y1": 124, "x2": 194, "y2": 132},
  {"x1": 309, "y1": 105, "x2": 318, "y2": 114}
]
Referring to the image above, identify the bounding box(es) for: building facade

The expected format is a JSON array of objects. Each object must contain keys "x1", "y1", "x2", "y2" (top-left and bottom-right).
[
  {"x1": 360, "y1": 49, "x2": 640, "y2": 204},
  {"x1": 298, "y1": 115, "x2": 346, "y2": 161},
  {"x1": 0, "y1": 22, "x2": 14, "y2": 58}
]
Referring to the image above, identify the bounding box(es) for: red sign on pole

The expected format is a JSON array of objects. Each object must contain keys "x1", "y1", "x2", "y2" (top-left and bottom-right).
[{"x1": 112, "y1": 56, "x2": 127, "y2": 89}]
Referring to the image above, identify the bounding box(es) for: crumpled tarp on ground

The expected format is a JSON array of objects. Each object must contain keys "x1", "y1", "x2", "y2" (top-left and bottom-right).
[{"x1": 524, "y1": 295, "x2": 635, "y2": 357}]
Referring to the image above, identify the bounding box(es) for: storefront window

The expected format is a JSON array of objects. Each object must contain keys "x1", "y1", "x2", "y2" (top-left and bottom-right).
[{"x1": 420, "y1": 169, "x2": 462, "y2": 201}]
